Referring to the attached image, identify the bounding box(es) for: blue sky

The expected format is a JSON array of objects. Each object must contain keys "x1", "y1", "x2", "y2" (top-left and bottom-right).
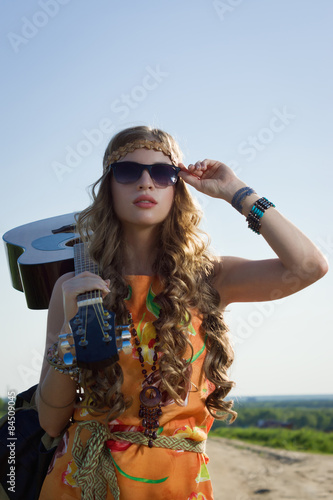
[{"x1": 0, "y1": 0, "x2": 332, "y2": 398}]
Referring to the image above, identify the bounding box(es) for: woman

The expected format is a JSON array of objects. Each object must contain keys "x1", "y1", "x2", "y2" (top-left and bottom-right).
[{"x1": 37, "y1": 126, "x2": 328, "y2": 499}]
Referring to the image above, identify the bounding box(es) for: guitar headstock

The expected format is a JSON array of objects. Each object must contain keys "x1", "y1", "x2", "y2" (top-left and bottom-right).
[
  {"x1": 67, "y1": 242, "x2": 132, "y2": 370},
  {"x1": 69, "y1": 299, "x2": 119, "y2": 369}
]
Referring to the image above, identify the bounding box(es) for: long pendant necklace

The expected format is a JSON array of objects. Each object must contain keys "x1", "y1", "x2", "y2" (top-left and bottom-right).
[{"x1": 127, "y1": 311, "x2": 162, "y2": 448}]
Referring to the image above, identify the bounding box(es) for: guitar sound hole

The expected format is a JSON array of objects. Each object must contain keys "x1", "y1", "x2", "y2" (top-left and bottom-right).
[{"x1": 65, "y1": 237, "x2": 81, "y2": 247}]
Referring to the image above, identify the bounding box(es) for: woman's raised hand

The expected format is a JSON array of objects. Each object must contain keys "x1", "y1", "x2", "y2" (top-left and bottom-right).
[
  {"x1": 61, "y1": 271, "x2": 110, "y2": 323},
  {"x1": 178, "y1": 159, "x2": 246, "y2": 203}
]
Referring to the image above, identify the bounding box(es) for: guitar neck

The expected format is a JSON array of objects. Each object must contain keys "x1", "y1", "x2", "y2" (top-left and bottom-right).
[
  {"x1": 69, "y1": 244, "x2": 127, "y2": 369},
  {"x1": 74, "y1": 243, "x2": 102, "y2": 305}
]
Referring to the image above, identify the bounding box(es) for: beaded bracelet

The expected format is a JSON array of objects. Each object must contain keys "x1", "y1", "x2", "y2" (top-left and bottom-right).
[
  {"x1": 246, "y1": 197, "x2": 276, "y2": 234},
  {"x1": 46, "y1": 341, "x2": 81, "y2": 382},
  {"x1": 231, "y1": 187, "x2": 257, "y2": 214}
]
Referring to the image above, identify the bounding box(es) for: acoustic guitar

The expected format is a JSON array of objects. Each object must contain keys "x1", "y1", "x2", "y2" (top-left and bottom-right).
[
  {"x1": 3, "y1": 213, "x2": 131, "y2": 368},
  {"x1": 3, "y1": 212, "x2": 77, "y2": 309}
]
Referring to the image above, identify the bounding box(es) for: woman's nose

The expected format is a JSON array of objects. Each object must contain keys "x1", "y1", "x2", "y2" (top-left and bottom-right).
[{"x1": 137, "y1": 169, "x2": 153, "y2": 189}]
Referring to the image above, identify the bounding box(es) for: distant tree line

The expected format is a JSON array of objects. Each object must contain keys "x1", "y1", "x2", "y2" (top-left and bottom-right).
[{"x1": 213, "y1": 400, "x2": 333, "y2": 432}]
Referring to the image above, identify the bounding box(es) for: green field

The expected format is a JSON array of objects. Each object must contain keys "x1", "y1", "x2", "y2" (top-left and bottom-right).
[
  {"x1": 210, "y1": 426, "x2": 333, "y2": 454},
  {"x1": 213, "y1": 399, "x2": 333, "y2": 432},
  {"x1": 210, "y1": 396, "x2": 333, "y2": 454}
]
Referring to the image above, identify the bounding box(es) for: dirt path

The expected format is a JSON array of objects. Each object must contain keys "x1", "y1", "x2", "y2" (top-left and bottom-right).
[{"x1": 206, "y1": 437, "x2": 333, "y2": 500}]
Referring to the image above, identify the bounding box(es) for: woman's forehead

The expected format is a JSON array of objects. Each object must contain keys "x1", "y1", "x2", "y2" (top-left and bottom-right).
[{"x1": 118, "y1": 148, "x2": 173, "y2": 164}]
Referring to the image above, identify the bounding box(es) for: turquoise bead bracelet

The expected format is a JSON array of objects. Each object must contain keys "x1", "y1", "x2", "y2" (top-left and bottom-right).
[{"x1": 246, "y1": 197, "x2": 275, "y2": 234}]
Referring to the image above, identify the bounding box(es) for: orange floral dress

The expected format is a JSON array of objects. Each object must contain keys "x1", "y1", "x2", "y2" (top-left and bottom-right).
[{"x1": 39, "y1": 276, "x2": 215, "y2": 500}]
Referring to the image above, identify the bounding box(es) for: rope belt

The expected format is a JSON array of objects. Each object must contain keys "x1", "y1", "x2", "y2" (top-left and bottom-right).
[{"x1": 72, "y1": 420, "x2": 206, "y2": 500}]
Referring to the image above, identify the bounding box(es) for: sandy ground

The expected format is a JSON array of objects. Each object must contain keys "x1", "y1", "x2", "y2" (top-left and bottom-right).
[{"x1": 206, "y1": 437, "x2": 333, "y2": 500}]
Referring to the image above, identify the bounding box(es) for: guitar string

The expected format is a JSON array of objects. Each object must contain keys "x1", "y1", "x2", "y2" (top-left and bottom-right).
[
  {"x1": 86, "y1": 245, "x2": 108, "y2": 337},
  {"x1": 74, "y1": 242, "x2": 119, "y2": 367},
  {"x1": 79, "y1": 244, "x2": 88, "y2": 345},
  {"x1": 81, "y1": 243, "x2": 107, "y2": 339},
  {"x1": 75, "y1": 243, "x2": 113, "y2": 352}
]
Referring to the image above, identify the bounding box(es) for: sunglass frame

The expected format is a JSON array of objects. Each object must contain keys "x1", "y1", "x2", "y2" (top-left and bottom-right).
[{"x1": 108, "y1": 161, "x2": 181, "y2": 186}]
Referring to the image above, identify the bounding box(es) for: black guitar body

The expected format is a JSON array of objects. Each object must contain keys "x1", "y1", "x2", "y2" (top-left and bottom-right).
[{"x1": 3, "y1": 213, "x2": 78, "y2": 309}]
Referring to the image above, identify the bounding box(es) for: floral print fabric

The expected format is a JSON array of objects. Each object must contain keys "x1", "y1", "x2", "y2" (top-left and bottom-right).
[{"x1": 40, "y1": 275, "x2": 215, "y2": 500}]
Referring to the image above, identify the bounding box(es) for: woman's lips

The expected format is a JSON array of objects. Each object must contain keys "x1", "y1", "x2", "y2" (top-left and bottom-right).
[{"x1": 133, "y1": 195, "x2": 157, "y2": 208}]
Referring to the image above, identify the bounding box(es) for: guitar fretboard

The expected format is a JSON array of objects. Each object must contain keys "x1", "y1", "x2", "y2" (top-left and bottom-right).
[{"x1": 74, "y1": 243, "x2": 103, "y2": 305}]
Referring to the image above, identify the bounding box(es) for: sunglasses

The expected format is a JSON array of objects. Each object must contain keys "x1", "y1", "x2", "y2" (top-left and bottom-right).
[{"x1": 108, "y1": 161, "x2": 181, "y2": 187}]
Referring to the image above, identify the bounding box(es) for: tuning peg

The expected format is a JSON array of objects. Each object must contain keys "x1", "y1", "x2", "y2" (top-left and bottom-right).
[
  {"x1": 63, "y1": 352, "x2": 75, "y2": 365},
  {"x1": 59, "y1": 339, "x2": 74, "y2": 351},
  {"x1": 116, "y1": 325, "x2": 131, "y2": 338},
  {"x1": 75, "y1": 327, "x2": 86, "y2": 337},
  {"x1": 116, "y1": 330, "x2": 132, "y2": 355},
  {"x1": 121, "y1": 339, "x2": 132, "y2": 355},
  {"x1": 58, "y1": 333, "x2": 73, "y2": 341},
  {"x1": 73, "y1": 315, "x2": 82, "y2": 325},
  {"x1": 121, "y1": 330, "x2": 131, "y2": 342},
  {"x1": 116, "y1": 324, "x2": 130, "y2": 333},
  {"x1": 79, "y1": 338, "x2": 88, "y2": 347},
  {"x1": 102, "y1": 334, "x2": 112, "y2": 343}
]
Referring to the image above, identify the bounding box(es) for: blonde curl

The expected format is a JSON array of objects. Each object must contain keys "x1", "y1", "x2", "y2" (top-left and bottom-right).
[{"x1": 75, "y1": 125, "x2": 237, "y2": 424}]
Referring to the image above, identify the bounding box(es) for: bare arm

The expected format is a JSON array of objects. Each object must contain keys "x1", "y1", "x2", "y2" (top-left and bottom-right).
[
  {"x1": 179, "y1": 160, "x2": 328, "y2": 308},
  {"x1": 213, "y1": 191, "x2": 327, "y2": 307}
]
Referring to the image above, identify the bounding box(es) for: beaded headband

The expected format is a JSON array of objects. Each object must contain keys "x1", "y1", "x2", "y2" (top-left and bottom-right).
[{"x1": 103, "y1": 139, "x2": 179, "y2": 173}]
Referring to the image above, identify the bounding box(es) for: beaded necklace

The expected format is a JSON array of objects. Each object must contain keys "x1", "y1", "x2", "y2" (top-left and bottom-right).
[{"x1": 125, "y1": 311, "x2": 163, "y2": 448}]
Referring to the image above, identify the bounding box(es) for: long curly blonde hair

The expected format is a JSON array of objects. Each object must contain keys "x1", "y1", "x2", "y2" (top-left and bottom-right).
[{"x1": 76, "y1": 125, "x2": 237, "y2": 423}]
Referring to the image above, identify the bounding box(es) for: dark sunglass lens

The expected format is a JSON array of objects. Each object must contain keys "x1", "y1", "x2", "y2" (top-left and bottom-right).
[
  {"x1": 113, "y1": 162, "x2": 141, "y2": 184},
  {"x1": 151, "y1": 165, "x2": 178, "y2": 186}
]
